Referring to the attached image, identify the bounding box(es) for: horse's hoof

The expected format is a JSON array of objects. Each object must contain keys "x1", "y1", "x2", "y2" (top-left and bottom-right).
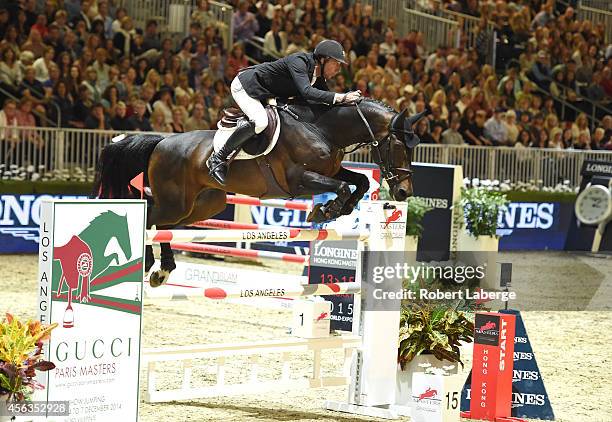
[
  {"x1": 307, "y1": 204, "x2": 325, "y2": 223},
  {"x1": 149, "y1": 269, "x2": 170, "y2": 288}
]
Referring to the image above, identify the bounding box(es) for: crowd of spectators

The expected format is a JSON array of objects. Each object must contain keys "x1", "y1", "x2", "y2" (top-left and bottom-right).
[{"x1": 0, "y1": 0, "x2": 610, "y2": 151}]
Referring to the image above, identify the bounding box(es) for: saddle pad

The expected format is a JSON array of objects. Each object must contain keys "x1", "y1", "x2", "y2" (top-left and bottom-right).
[{"x1": 212, "y1": 106, "x2": 281, "y2": 160}]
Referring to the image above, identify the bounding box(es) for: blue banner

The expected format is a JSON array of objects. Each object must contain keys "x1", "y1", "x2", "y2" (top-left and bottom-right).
[
  {"x1": 461, "y1": 310, "x2": 555, "y2": 420},
  {"x1": 498, "y1": 202, "x2": 574, "y2": 251},
  {"x1": 0, "y1": 194, "x2": 88, "y2": 253}
]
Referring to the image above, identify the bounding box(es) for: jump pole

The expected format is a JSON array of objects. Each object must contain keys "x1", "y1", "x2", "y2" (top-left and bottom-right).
[
  {"x1": 147, "y1": 228, "x2": 368, "y2": 244},
  {"x1": 226, "y1": 195, "x2": 312, "y2": 211},
  {"x1": 171, "y1": 242, "x2": 309, "y2": 263}
]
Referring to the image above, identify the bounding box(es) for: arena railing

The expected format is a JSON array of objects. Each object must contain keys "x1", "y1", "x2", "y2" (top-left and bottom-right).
[
  {"x1": 117, "y1": 0, "x2": 233, "y2": 51},
  {"x1": 577, "y1": 2, "x2": 612, "y2": 44},
  {"x1": 1, "y1": 126, "x2": 608, "y2": 189}
]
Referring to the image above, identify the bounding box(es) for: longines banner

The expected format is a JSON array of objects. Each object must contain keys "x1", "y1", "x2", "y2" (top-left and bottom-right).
[
  {"x1": 37, "y1": 200, "x2": 146, "y2": 421},
  {"x1": 0, "y1": 194, "x2": 87, "y2": 253}
]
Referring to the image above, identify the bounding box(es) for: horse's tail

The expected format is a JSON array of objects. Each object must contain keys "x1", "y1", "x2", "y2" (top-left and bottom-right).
[{"x1": 91, "y1": 134, "x2": 166, "y2": 199}]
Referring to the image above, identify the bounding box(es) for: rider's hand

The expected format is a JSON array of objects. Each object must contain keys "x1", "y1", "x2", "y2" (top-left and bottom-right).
[{"x1": 343, "y1": 90, "x2": 362, "y2": 103}]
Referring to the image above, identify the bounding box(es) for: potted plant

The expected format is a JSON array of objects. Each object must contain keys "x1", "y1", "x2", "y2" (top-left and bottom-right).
[
  {"x1": 395, "y1": 301, "x2": 474, "y2": 410},
  {"x1": 0, "y1": 313, "x2": 57, "y2": 421},
  {"x1": 404, "y1": 197, "x2": 432, "y2": 252},
  {"x1": 456, "y1": 186, "x2": 509, "y2": 249}
]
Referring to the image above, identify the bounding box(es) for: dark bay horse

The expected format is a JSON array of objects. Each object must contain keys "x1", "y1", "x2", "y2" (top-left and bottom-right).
[{"x1": 93, "y1": 98, "x2": 426, "y2": 286}]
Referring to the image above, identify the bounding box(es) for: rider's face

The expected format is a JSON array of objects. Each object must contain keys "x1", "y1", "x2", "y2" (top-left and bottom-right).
[{"x1": 323, "y1": 59, "x2": 341, "y2": 80}]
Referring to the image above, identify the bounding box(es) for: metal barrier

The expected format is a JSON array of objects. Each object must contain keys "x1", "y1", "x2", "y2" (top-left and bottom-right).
[
  {"x1": 1, "y1": 126, "x2": 606, "y2": 189},
  {"x1": 401, "y1": 7, "x2": 459, "y2": 51},
  {"x1": 117, "y1": 0, "x2": 233, "y2": 51},
  {"x1": 577, "y1": 3, "x2": 612, "y2": 44}
]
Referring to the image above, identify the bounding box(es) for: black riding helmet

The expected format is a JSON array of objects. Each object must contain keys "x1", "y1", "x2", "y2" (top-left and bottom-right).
[{"x1": 313, "y1": 39, "x2": 348, "y2": 64}]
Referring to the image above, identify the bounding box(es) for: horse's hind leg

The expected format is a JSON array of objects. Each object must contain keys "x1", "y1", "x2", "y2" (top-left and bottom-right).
[
  {"x1": 297, "y1": 171, "x2": 351, "y2": 223},
  {"x1": 150, "y1": 189, "x2": 228, "y2": 288}
]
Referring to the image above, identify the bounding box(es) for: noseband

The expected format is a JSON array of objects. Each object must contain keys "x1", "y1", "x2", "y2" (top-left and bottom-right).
[{"x1": 353, "y1": 101, "x2": 413, "y2": 185}]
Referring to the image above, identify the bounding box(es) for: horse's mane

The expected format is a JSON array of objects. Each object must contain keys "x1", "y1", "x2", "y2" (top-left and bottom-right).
[{"x1": 284, "y1": 96, "x2": 395, "y2": 118}]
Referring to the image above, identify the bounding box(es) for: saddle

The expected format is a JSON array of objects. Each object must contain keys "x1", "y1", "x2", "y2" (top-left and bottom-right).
[{"x1": 217, "y1": 105, "x2": 279, "y2": 155}]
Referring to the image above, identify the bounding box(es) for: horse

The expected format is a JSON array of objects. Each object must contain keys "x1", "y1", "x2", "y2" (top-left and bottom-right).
[{"x1": 93, "y1": 98, "x2": 426, "y2": 287}]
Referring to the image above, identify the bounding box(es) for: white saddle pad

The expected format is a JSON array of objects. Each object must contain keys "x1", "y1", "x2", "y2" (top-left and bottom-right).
[{"x1": 212, "y1": 106, "x2": 281, "y2": 160}]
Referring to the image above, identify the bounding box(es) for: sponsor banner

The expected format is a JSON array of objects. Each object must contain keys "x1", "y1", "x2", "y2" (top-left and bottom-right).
[
  {"x1": 37, "y1": 199, "x2": 145, "y2": 421},
  {"x1": 461, "y1": 310, "x2": 555, "y2": 420},
  {"x1": 498, "y1": 202, "x2": 574, "y2": 250},
  {"x1": 412, "y1": 163, "x2": 463, "y2": 261},
  {"x1": 0, "y1": 194, "x2": 88, "y2": 253},
  {"x1": 468, "y1": 312, "x2": 516, "y2": 420},
  {"x1": 412, "y1": 372, "x2": 463, "y2": 422}
]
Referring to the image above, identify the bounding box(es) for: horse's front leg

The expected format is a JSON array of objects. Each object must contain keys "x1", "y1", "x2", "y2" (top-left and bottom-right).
[
  {"x1": 297, "y1": 171, "x2": 351, "y2": 223},
  {"x1": 334, "y1": 167, "x2": 370, "y2": 216}
]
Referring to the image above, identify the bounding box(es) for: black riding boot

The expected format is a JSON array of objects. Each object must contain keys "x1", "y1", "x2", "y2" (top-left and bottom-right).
[{"x1": 207, "y1": 120, "x2": 256, "y2": 185}]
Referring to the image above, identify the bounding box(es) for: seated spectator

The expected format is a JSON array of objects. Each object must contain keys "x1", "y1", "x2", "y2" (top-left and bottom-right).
[
  {"x1": 0, "y1": 99, "x2": 19, "y2": 142},
  {"x1": 21, "y1": 28, "x2": 46, "y2": 59},
  {"x1": 208, "y1": 94, "x2": 224, "y2": 128},
  {"x1": 19, "y1": 65, "x2": 47, "y2": 104},
  {"x1": 429, "y1": 105, "x2": 448, "y2": 131},
  {"x1": 573, "y1": 132, "x2": 591, "y2": 150},
  {"x1": 153, "y1": 87, "x2": 174, "y2": 124},
  {"x1": 128, "y1": 100, "x2": 153, "y2": 131},
  {"x1": 504, "y1": 110, "x2": 520, "y2": 145},
  {"x1": 113, "y1": 16, "x2": 135, "y2": 58},
  {"x1": 484, "y1": 108, "x2": 509, "y2": 146},
  {"x1": 515, "y1": 129, "x2": 531, "y2": 148},
  {"x1": 110, "y1": 101, "x2": 134, "y2": 130},
  {"x1": 572, "y1": 113, "x2": 590, "y2": 143},
  {"x1": 0, "y1": 47, "x2": 21, "y2": 89},
  {"x1": 170, "y1": 106, "x2": 187, "y2": 133},
  {"x1": 72, "y1": 85, "x2": 93, "y2": 128},
  {"x1": 185, "y1": 103, "x2": 210, "y2": 131},
  {"x1": 465, "y1": 109, "x2": 492, "y2": 146},
  {"x1": 81, "y1": 66, "x2": 103, "y2": 103},
  {"x1": 51, "y1": 80, "x2": 75, "y2": 127},
  {"x1": 233, "y1": 0, "x2": 259, "y2": 43},
  {"x1": 16, "y1": 98, "x2": 40, "y2": 145},
  {"x1": 429, "y1": 89, "x2": 449, "y2": 121},
  {"x1": 150, "y1": 108, "x2": 171, "y2": 133},
  {"x1": 227, "y1": 43, "x2": 249, "y2": 80},
  {"x1": 85, "y1": 103, "x2": 112, "y2": 129},
  {"x1": 263, "y1": 19, "x2": 287, "y2": 58},
  {"x1": 528, "y1": 51, "x2": 551, "y2": 91},
  {"x1": 548, "y1": 128, "x2": 565, "y2": 149},
  {"x1": 601, "y1": 68, "x2": 612, "y2": 98},
  {"x1": 441, "y1": 117, "x2": 464, "y2": 145},
  {"x1": 585, "y1": 72, "x2": 606, "y2": 102},
  {"x1": 530, "y1": 128, "x2": 549, "y2": 148},
  {"x1": 562, "y1": 128, "x2": 574, "y2": 148},
  {"x1": 415, "y1": 118, "x2": 434, "y2": 143}
]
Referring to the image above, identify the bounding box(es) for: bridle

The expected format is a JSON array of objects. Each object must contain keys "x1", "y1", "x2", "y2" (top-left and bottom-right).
[{"x1": 352, "y1": 100, "x2": 414, "y2": 185}]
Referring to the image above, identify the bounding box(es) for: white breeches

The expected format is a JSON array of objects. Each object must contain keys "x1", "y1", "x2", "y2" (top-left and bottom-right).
[{"x1": 231, "y1": 77, "x2": 268, "y2": 134}]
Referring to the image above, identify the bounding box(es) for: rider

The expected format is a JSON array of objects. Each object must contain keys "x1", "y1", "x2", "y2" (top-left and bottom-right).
[{"x1": 207, "y1": 39, "x2": 362, "y2": 185}]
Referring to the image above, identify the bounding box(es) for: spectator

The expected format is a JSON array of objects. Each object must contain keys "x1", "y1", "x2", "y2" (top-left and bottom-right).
[
  {"x1": 591, "y1": 128, "x2": 605, "y2": 150},
  {"x1": 441, "y1": 117, "x2": 464, "y2": 145},
  {"x1": 531, "y1": 128, "x2": 549, "y2": 148},
  {"x1": 128, "y1": 99, "x2": 153, "y2": 131},
  {"x1": 142, "y1": 20, "x2": 161, "y2": 52},
  {"x1": 0, "y1": 98, "x2": 19, "y2": 142},
  {"x1": 572, "y1": 113, "x2": 590, "y2": 142},
  {"x1": 467, "y1": 109, "x2": 492, "y2": 146},
  {"x1": 208, "y1": 94, "x2": 224, "y2": 127},
  {"x1": 150, "y1": 108, "x2": 171, "y2": 132},
  {"x1": 548, "y1": 127, "x2": 565, "y2": 149},
  {"x1": 484, "y1": 108, "x2": 509, "y2": 146},
  {"x1": 108, "y1": 101, "x2": 131, "y2": 130},
  {"x1": 84, "y1": 102, "x2": 111, "y2": 129},
  {"x1": 19, "y1": 65, "x2": 47, "y2": 104},
  {"x1": 73, "y1": 1, "x2": 93, "y2": 32},
  {"x1": 263, "y1": 19, "x2": 287, "y2": 58},
  {"x1": 50, "y1": 80, "x2": 74, "y2": 127},
  {"x1": 416, "y1": 118, "x2": 434, "y2": 143},
  {"x1": 16, "y1": 98, "x2": 40, "y2": 146},
  {"x1": 233, "y1": 0, "x2": 259, "y2": 42},
  {"x1": 0, "y1": 46, "x2": 21, "y2": 88},
  {"x1": 515, "y1": 129, "x2": 531, "y2": 148},
  {"x1": 113, "y1": 16, "x2": 135, "y2": 58},
  {"x1": 227, "y1": 44, "x2": 249, "y2": 80},
  {"x1": 81, "y1": 66, "x2": 102, "y2": 103},
  {"x1": 185, "y1": 103, "x2": 210, "y2": 131},
  {"x1": 562, "y1": 128, "x2": 574, "y2": 148},
  {"x1": 529, "y1": 50, "x2": 552, "y2": 91},
  {"x1": 504, "y1": 110, "x2": 520, "y2": 145},
  {"x1": 21, "y1": 28, "x2": 46, "y2": 59},
  {"x1": 192, "y1": 1, "x2": 216, "y2": 30}
]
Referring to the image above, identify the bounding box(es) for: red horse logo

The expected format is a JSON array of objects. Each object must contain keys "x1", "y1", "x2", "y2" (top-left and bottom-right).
[
  {"x1": 384, "y1": 209, "x2": 403, "y2": 228},
  {"x1": 54, "y1": 235, "x2": 94, "y2": 328},
  {"x1": 479, "y1": 321, "x2": 497, "y2": 331},
  {"x1": 316, "y1": 312, "x2": 328, "y2": 322},
  {"x1": 417, "y1": 387, "x2": 438, "y2": 401}
]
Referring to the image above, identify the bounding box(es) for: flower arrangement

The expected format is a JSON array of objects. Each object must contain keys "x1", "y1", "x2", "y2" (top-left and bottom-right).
[
  {"x1": 0, "y1": 314, "x2": 57, "y2": 403},
  {"x1": 464, "y1": 177, "x2": 578, "y2": 193},
  {"x1": 0, "y1": 165, "x2": 95, "y2": 182},
  {"x1": 458, "y1": 186, "x2": 510, "y2": 238}
]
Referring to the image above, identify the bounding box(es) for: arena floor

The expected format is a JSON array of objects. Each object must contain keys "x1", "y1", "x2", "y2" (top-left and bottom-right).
[{"x1": 2, "y1": 251, "x2": 611, "y2": 422}]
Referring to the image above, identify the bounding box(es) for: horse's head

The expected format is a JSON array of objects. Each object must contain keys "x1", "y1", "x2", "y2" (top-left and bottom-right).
[{"x1": 374, "y1": 106, "x2": 427, "y2": 201}]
